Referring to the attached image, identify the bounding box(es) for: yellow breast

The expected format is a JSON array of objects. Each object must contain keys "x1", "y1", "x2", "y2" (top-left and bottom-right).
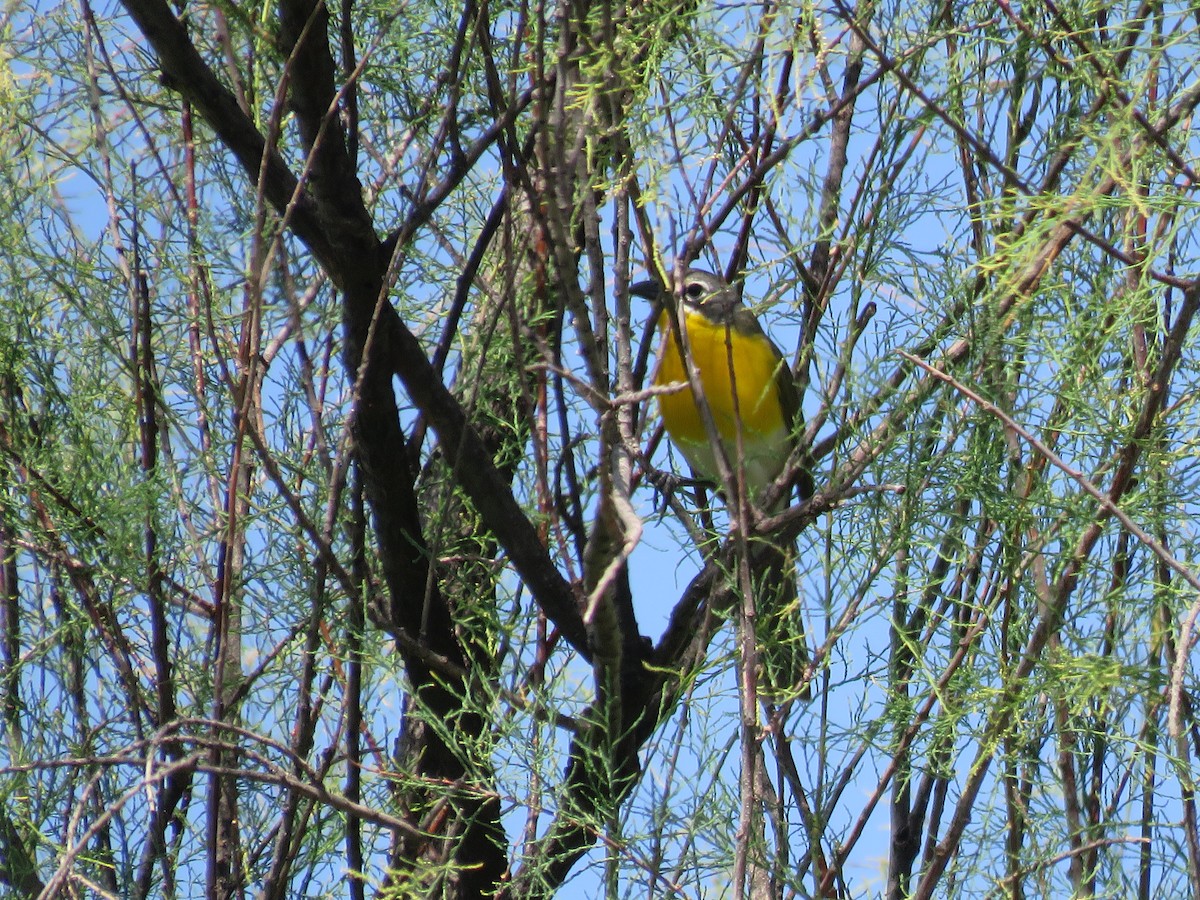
[{"x1": 653, "y1": 308, "x2": 789, "y2": 490}]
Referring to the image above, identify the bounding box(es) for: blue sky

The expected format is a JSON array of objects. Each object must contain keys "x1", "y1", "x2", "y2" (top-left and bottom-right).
[{"x1": 6, "y1": 0, "x2": 1200, "y2": 896}]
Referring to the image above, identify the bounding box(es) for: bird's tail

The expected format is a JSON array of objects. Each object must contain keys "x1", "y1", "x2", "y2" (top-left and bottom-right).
[{"x1": 754, "y1": 538, "x2": 811, "y2": 702}]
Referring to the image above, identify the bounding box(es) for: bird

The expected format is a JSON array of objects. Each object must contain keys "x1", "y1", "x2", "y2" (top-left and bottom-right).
[{"x1": 631, "y1": 267, "x2": 811, "y2": 699}]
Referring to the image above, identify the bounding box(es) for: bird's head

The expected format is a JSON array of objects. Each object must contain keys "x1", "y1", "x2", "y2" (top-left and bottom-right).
[{"x1": 630, "y1": 268, "x2": 741, "y2": 324}]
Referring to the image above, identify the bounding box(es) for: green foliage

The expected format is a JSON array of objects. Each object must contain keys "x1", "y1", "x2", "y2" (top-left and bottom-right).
[{"x1": 6, "y1": 0, "x2": 1200, "y2": 897}]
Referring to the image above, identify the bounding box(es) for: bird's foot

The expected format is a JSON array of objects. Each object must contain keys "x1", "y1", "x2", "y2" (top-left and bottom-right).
[{"x1": 645, "y1": 468, "x2": 708, "y2": 511}]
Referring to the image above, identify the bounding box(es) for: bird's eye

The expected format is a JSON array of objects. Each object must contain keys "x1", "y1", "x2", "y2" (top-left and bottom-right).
[{"x1": 685, "y1": 282, "x2": 704, "y2": 299}]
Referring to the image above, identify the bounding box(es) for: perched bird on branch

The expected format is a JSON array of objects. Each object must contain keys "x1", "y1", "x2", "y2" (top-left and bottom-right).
[{"x1": 633, "y1": 267, "x2": 811, "y2": 700}]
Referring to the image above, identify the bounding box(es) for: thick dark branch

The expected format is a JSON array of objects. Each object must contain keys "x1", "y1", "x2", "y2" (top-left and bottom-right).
[
  {"x1": 278, "y1": 0, "x2": 374, "y2": 243},
  {"x1": 376, "y1": 306, "x2": 589, "y2": 654},
  {"x1": 120, "y1": 0, "x2": 585, "y2": 656},
  {"x1": 0, "y1": 804, "x2": 44, "y2": 898},
  {"x1": 118, "y1": 0, "x2": 332, "y2": 262}
]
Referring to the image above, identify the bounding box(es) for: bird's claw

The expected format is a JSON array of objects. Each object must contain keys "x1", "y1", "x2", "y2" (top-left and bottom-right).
[{"x1": 645, "y1": 468, "x2": 710, "y2": 511}]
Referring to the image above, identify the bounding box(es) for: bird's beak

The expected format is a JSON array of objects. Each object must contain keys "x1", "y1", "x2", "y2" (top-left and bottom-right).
[{"x1": 629, "y1": 279, "x2": 665, "y2": 302}]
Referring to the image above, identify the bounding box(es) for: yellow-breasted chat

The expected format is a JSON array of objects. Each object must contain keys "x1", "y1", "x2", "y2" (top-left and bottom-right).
[{"x1": 632, "y1": 267, "x2": 811, "y2": 698}]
